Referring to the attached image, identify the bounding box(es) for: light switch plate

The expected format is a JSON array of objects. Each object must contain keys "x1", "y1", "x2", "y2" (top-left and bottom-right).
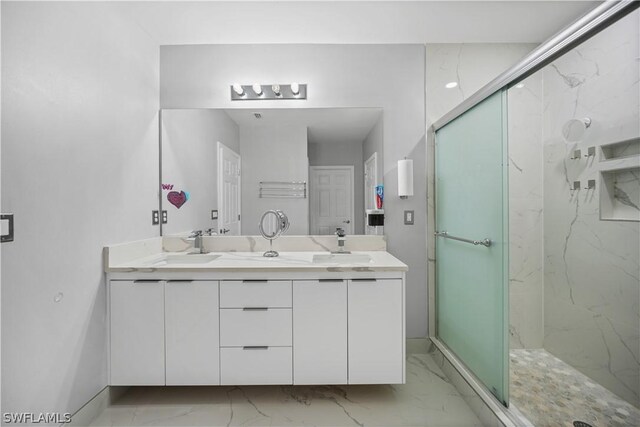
[
  {"x1": 152, "y1": 210, "x2": 160, "y2": 225},
  {"x1": 404, "y1": 210, "x2": 414, "y2": 225},
  {"x1": 161, "y1": 210, "x2": 168, "y2": 224}
]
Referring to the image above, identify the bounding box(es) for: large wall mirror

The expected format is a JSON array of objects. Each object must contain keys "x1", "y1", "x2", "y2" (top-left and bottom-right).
[{"x1": 160, "y1": 108, "x2": 384, "y2": 236}]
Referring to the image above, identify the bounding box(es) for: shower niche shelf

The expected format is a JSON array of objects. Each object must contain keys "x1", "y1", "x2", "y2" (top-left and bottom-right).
[
  {"x1": 600, "y1": 137, "x2": 640, "y2": 161},
  {"x1": 600, "y1": 166, "x2": 640, "y2": 222}
]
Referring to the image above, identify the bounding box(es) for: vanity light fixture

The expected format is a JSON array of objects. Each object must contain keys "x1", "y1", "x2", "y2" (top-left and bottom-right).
[
  {"x1": 232, "y1": 83, "x2": 245, "y2": 97},
  {"x1": 445, "y1": 81, "x2": 458, "y2": 89},
  {"x1": 230, "y1": 83, "x2": 307, "y2": 100}
]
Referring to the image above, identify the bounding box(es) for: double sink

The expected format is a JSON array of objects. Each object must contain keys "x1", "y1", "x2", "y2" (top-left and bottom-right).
[{"x1": 148, "y1": 252, "x2": 372, "y2": 266}]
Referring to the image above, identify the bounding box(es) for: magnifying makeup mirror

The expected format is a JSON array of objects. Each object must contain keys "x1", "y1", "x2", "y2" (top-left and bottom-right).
[{"x1": 259, "y1": 210, "x2": 290, "y2": 257}]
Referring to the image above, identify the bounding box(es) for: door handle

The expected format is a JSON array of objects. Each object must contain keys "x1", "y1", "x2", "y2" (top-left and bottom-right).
[{"x1": 1, "y1": 214, "x2": 14, "y2": 243}]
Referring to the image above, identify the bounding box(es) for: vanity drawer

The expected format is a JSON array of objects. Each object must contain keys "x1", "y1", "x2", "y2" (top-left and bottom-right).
[
  {"x1": 220, "y1": 346, "x2": 292, "y2": 385},
  {"x1": 220, "y1": 308, "x2": 292, "y2": 347},
  {"x1": 220, "y1": 280, "x2": 292, "y2": 308}
]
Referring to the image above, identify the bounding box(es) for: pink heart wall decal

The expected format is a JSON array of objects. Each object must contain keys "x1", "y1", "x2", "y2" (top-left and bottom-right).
[{"x1": 167, "y1": 191, "x2": 187, "y2": 209}]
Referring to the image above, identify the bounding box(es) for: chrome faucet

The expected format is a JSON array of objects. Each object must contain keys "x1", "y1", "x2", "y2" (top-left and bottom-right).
[
  {"x1": 333, "y1": 227, "x2": 350, "y2": 254},
  {"x1": 188, "y1": 230, "x2": 205, "y2": 254}
]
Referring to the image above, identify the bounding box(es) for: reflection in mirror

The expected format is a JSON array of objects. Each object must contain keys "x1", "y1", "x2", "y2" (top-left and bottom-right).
[{"x1": 160, "y1": 108, "x2": 384, "y2": 236}]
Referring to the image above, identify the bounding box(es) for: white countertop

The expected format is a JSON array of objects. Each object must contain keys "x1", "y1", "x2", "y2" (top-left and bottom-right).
[{"x1": 106, "y1": 250, "x2": 408, "y2": 273}]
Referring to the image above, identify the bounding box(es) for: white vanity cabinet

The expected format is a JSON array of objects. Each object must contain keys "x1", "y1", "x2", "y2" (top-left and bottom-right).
[
  {"x1": 219, "y1": 280, "x2": 293, "y2": 385},
  {"x1": 165, "y1": 280, "x2": 219, "y2": 385},
  {"x1": 293, "y1": 279, "x2": 348, "y2": 384},
  {"x1": 108, "y1": 272, "x2": 405, "y2": 387},
  {"x1": 348, "y1": 278, "x2": 404, "y2": 384},
  {"x1": 110, "y1": 279, "x2": 220, "y2": 386},
  {"x1": 110, "y1": 280, "x2": 165, "y2": 385}
]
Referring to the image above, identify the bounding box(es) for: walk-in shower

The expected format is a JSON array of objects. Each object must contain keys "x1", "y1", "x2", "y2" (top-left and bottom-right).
[{"x1": 432, "y1": 1, "x2": 639, "y2": 426}]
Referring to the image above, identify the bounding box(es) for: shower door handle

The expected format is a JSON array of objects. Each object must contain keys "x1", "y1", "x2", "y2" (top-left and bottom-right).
[{"x1": 435, "y1": 231, "x2": 492, "y2": 247}]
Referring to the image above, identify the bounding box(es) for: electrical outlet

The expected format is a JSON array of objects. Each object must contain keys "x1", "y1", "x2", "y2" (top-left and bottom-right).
[
  {"x1": 404, "y1": 210, "x2": 414, "y2": 225},
  {"x1": 152, "y1": 210, "x2": 160, "y2": 225},
  {"x1": 211, "y1": 210, "x2": 218, "y2": 220},
  {"x1": 161, "y1": 210, "x2": 168, "y2": 224}
]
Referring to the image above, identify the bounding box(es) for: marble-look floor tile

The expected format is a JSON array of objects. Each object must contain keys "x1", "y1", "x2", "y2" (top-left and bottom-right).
[
  {"x1": 90, "y1": 354, "x2": 482, "y2": 427},
  {"x1": 511, "y1": 349, "x2": 640, "y2": 427}
]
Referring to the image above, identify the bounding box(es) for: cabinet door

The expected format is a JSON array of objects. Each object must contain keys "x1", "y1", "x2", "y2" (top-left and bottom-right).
[
  {"x1": 165, "y1": 280, "x2": 220, "y2": 385},
  {"x1": 348, "y1": 279, "x2": 403, "y2": 384},
  {"x1": 293, "y1": 280, "x2": 347, "y2": 384},
  {"x1": 110, "y1": 280, "x2": 165, "y2": 385}
]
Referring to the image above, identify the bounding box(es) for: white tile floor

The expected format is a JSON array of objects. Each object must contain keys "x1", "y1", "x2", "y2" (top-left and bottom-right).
[{"x1": 90, "y1": 353, "x2": 482, "y2": 426}]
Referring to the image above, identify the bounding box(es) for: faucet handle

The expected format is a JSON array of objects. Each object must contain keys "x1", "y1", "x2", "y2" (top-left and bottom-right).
[
  {"x1": 189, "y1": 230, "x2": 203, "y2": 238},
  {"x1": 204, "y1": 228, "x2": 216, "y2": 236}
]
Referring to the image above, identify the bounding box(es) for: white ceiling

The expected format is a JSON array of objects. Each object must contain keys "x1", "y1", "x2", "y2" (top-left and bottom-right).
[
  {"x1": 122, "y1": 1, "x2": 600, "y2": 45},
  {"x1": 224, "y1": 108, "x2": 383, "y2": 144}
]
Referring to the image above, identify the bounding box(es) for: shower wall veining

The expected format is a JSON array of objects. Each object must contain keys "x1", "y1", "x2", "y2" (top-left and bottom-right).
[
  {"x1": 507, "y1": 72, "x2": 544, "y2": 350},
  {"x1": 542, "y1": 9, "x2": 640, "y2": 408}
]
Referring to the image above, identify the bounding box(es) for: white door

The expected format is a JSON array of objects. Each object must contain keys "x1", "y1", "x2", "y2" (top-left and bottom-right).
[
  {"x1": 348, "y1": 278, "x2": 403, "y2": 384},
  {"x1": 309, "y1": 166, "x2": 354, "y2": 235},
  {"x1": 293, "y1": 280, "x2": 347, "y2": 384},
  {"x1": 217, "y1": 142, "x2": 241, "y2": 235},
  {"x1": 364, "y1": 152, "x2": 379, "y2": 235},
  {"x1": 165, "y1": 280, "x2": 220, "y2": 385},
  {"x1": 110, "y1": 280, "x2": 165, "y2": 385}
]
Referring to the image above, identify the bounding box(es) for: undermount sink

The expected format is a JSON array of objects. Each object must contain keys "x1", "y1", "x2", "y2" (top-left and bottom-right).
[
  {"x1": 151, "y1": 254, "x2": 220, "y2": 266},
  {"x1": 312, "y1": 253, "x2": 372, "y2": 264}
]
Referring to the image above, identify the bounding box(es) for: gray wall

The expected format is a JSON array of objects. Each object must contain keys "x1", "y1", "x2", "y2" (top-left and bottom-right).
[
  {"x1": 240, "y1": 124, "x2": 309, "y2": 235},
  {"x1": 160, "y1": 44, "x2": 428, "y2": 337},
  {"x1": 161, "y1": 109, "x2": 239, "y2": 235},
  {"x1": 308, "y1": 141, "x2": 364, "y2": 234},
  {"x1": 1, "y1": 2, "x2": 159, "y2": 417}
]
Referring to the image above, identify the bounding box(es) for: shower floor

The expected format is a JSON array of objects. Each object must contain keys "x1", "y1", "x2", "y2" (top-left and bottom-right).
[{"x1": 510, "y1": 349, "x2": 640, "y2": 427}]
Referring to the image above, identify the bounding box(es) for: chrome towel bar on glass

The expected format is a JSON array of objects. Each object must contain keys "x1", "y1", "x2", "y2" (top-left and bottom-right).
[{"x1": 434, "y1": 231, "x2": 492, "y2": 247}]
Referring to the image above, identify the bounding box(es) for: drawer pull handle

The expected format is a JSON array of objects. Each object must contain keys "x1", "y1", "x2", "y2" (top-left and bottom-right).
[
  {"x1": 167, "y1": 280, "x2": 193, "y2": 283},
  {"x1": 242, "y1": 307, "x2": 268, "y2": 311},
  {"x1": 133, "y1": 280, "x2": 161, "y2": 283},
  {"x1": 351, "y1": 278, "x2": 377, "y2": 282},
  {"x1": 319, "y1": 279, "x2": 343, "y2": 283},
  {"x1": 242, "y1": 280, "x2": 268, "y2": 283},
  {"x1": 243, "y1": 346, "x2": 269, "y2": 350}
]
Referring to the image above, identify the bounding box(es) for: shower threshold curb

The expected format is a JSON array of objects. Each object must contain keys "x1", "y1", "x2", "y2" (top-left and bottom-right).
[{"x1": 429, "y1": 337, "x2": 531, "y2": 427}]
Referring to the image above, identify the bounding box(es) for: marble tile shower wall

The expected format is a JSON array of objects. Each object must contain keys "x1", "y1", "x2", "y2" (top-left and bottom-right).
[
  {"x1": 542, "y1": 10, "x2": 640, "y2": 407},
  {"x1": 507, "y1": 73, "x2": 544, "y2": 350}
]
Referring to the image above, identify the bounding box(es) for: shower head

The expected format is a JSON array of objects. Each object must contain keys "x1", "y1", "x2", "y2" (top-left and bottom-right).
[{"x1": 562, "y1": 117, "x2": 592, "y2": 142}]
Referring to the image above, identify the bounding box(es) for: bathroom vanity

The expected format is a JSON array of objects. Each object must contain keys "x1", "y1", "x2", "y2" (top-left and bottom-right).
[{"x1": 104, "y1": 236, "x2": 407, "y2": 387}]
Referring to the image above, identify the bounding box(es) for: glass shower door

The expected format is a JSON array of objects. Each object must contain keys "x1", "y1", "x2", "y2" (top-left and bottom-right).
[{"x1": 435, "y1": 90, "x2": 509, "y2": 405}]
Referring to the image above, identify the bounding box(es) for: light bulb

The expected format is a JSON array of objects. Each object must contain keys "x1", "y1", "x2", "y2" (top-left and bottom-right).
[
  {"x1": 290, "y1": 82, "x2": 300, "y2": 95},
  {"x1": 232, "y1": 83, "x2": 245, "y2": 96},
  {"x1": 252, "y1": 84, "x2": 263, "y2": 96},
  {"x1": 445, "y1": 81, "x2": 458, "y2": 89},
  {"x1": 272, "y1": 84, "x2": 281, "y2": 96}
]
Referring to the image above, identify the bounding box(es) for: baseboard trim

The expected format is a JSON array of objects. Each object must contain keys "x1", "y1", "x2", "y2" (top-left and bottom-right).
[
  {"x1": 429, "y1": 337, "x2": 522, "y2": 427},
  {"x1": 64, "y1": 386, "x2": 129, "y2": 427}
]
